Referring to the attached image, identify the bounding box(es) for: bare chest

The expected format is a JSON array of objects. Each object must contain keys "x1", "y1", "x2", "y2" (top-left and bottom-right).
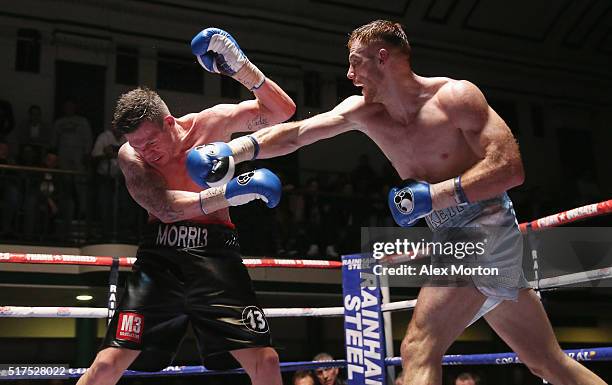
[
  {"x1": 364, "y1": 107, "x2": 478, "y2": 182},
  {"x1": 156, "y1": 158, "x2": 198, "y2": 191}
]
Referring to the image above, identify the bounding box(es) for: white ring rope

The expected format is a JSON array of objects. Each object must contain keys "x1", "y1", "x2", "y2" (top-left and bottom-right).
[
  {"x1": 2, "y1": 200, "x2": 610, "y2": 321},
  {"x1": 533, "y1": 266, "x2": 612, "y2": 290},
  {"x1": 3, "y1": 264, "x2": 610, "y2": 320}
]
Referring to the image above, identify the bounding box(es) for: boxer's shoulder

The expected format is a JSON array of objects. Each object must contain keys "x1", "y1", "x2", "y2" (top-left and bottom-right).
[
  {"x1": 178, "y1": 106, "x2": 235, "y2": 142},
  {"x1": 118, "y1": 142, "x2": 142, "y2": 166},
  {"x1": 437, "y1": 79, "x2": 486, "y2": 110},
  {"x1": 333, "y1": 95, "x2": 382, "y2": 122}
]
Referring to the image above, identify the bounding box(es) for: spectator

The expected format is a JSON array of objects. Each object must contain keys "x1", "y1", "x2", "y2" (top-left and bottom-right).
[
  {"x1": 91, "y1": 127, "x2": 126, "y2": 237},
  {"x1": 91, "y1": 127, "x2": 125, "y2": 177},
  {"x1": 0, "y1": 99, "x2": 15, "y2": 140},
  {"x1": 53, "y1": 99, "x2": 93, "y2": 171},
  {"x1": 303, "y1": 177, "x2": 323, "y2": 256},
  {"x1": 0, "y1": 140, "x2": 15, "y2": 164},
  {"x1": 16, "y1": 104, "x2": 53, "y2": 163},
  {"x1": 351, "y1": 154, "x2": 377, "y2": 194},
  {"x1": 0, "y1": 140, "x2": 21, "y2": 238},
  {"x1": 313, "y1": 352, "x2": 346, "y2": 385},
  {"x1": 22, "y1": 149, "x2": 73, "y2": 239},
  {"x1": 52, "y1": 99, "x2": 92, "y2": 219},
  {"x1": 17, "y1": 143, "x2": 39, "y2": 166},
  {"x1": 454, "y1": 372, "x2": 478, "y2": 385},
  {"x1": 293, "y1": 370, "x2": 316, "y2": 385}
]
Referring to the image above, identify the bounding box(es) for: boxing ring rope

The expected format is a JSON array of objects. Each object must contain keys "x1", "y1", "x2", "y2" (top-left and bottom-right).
[
  {"x1": 0, "y1": 301, "x2": 424, "y2": 319},
  {"x1": 518, "y1": 199, "x2": 612, "y2": 232},
  {"x1": 2, "y1": 348, "x2": 611, "y2": 380},
  {"x1": 0, "y1": 253, "x2": 342, "y2": 269},
  {"x1": 1, "y1": 199, "x2": 611, "y2": 380},
  {"x1": 2, "y1": 346, "x2": 611, "y2": 380},
  {"x1": 2, "y1": 258, "x2": 611, "y2": 320}
]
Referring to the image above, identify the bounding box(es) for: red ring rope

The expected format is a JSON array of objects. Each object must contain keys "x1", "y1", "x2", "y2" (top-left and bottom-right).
[
  {"x1": 1, "y1": 199, "x2": 609, "y2": 267},
  {"x1": 519, "y1": 199, "x2": 612, "y2": 232},
  {"x1": 0, "y1": 253, "x2": 341, "y2": 269}
]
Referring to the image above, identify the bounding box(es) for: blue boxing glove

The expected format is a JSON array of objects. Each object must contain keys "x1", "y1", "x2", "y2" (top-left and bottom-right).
[
  {"x1": 225, "y1": 169, "x2": 281, "y2": 208},
  {"x1": 199, "y1": 169, "x2": 281, "y2": 214},
  {"x1": 388, "y1": 180, "x2": 433, "y2": 227},
  {"x1": 186, "y1": 143, "x2": 235, "y2": 188},
  {"x1": 191, "y1": 27, "x2": 265, "y2": 90},
  {"x1": 187, "y1": 135, "x2": 260, "y2": 188}
]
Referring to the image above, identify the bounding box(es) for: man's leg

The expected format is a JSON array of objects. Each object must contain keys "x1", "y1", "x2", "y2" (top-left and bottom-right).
[
  {"x1": 76, "y1": 347, "x2": 140, "y2": 385},
  {"x1": 484, "y1": 288, "x2": 607, "y2": 385},
  {"x1": 401, "y1": 285, "x2": 487, "y2": 385},
  {"x1": 231, "y1": 347, "x2": 282, "y2": 385}
]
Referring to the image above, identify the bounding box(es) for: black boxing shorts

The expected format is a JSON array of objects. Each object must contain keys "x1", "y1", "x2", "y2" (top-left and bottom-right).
[{"x1": 102, "y1": 221, "x2": 272, "y2": 371}]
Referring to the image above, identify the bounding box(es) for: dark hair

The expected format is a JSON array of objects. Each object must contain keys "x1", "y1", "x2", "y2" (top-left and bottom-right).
[
  {"x1": 348, "y1": 20, "x2": 411, "y2": 59},
  {"x1": 293, "y1": 370, "x2": 315, "y2": 383},
  {"x1": 456, "y1": 372, "x2": 479, "y2": 383},
  {"x1": 112, "y1": 87, "x2": 169, "y2": 134}
]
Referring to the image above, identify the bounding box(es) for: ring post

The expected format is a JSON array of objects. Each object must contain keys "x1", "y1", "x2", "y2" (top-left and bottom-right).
[
  {"x1": 107, "y1": 256, "x2": 120, "y2": 325},
  {"x1": 380, "y1": 277, "x2": 395, "y2": 384},
  {"x1": 342, "y1": 253, "x2": 387, "y2": 385}
]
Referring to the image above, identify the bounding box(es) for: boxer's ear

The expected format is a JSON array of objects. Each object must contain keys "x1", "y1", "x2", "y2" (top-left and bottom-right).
[
  {"x1": 378, "y1": 48, "x2": 389, "y2": 65},
  {"x1": 163, "y1": 115, "x2": 175, "y2": 129}
]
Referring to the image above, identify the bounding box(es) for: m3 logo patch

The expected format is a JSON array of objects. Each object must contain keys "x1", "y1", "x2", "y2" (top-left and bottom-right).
[{"x1": 116, "y1": 312, "x2": 144, "y2": 343}]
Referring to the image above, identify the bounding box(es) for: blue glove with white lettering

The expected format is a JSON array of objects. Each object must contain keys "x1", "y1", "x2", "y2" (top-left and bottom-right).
[
  {"x1": 191, "y1": 27, "x2": 265, "y2": 90},
  {"x1": 388, "y1": 180, "x2": 433, "y2": 227},
  {"x1": 225, "y1": 169, "x2": 281, "y2": 208}
]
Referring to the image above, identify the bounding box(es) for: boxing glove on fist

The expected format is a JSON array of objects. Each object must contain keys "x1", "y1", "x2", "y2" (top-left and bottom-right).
[
  {"x1": 191, "y1": 28, "x2": 265, "y2": 90},
  {"x1": 186, "y1": 143, "x2": 235, "y2": 188},
  {"x1": 388, "y1": 180, "x2": 433, "y2": 227},
  {"x1": 225, "y1": 169, "x2": 281, "y2": 208},
  {"x1": 186, "y1": 136, "x2": 260, "y2": 188},
  {"x1": 199, "y1": 169, "x2": 282, "y2": 214}
]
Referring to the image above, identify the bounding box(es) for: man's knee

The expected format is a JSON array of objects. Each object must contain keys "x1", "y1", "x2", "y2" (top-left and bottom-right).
[
  {"x1": 87, "y1": 354, "x2": 120, "y2": 382},
  {"x1": 247, "y1": 348, "x2": 280, "y2": 379},
  {"x1": 258, "y1": 348, "x2": 280, "y2": 371},
  {"x1": 86, "y1": 348, "x2": 136, "y2": 384}
]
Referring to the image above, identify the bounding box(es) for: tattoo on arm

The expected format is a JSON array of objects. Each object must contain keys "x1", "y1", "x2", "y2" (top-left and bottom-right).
[
  {"x1": 121, "y1": 158, "x2": 184, "y2": 222},
  {"x1": 246, "y1": 114, "x2": 269, "y2": 131}
]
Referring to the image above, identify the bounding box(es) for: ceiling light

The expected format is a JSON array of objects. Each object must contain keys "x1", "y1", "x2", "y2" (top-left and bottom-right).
[{"x1": 76, "y1": 295, "x2": 93, "y2": 301}]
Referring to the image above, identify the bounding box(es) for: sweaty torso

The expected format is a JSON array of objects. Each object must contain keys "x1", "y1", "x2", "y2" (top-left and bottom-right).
[
  {"x1": 358, "y1": 78, "x2": 481, "y2": 183},
  {"x1": 149, "y1": 111, "x2": 233, "y2": 224}
]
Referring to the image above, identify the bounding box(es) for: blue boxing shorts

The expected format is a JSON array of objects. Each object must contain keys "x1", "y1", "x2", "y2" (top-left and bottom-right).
[{"x1": 425, "y1": 192, "x2": 530, "y2": 324}]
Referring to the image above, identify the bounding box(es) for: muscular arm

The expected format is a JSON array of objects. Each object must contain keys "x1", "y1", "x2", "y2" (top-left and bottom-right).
[
  {"x1": 224, "y1": 78, "x2": 296, "y2": 134},
  {"x1": 431, "y1": 81, "x2": 524, "y2": 208},
  {"x1": 250, "y1": 95, "x2": 365, "y2": 159},
  {"x1": 118, "y1": 146, "x2": 203, "y2": 223}
]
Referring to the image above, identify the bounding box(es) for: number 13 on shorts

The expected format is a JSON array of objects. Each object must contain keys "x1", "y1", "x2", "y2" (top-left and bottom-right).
[{"x1": 242, "y1": 306, "x2": 269, "y2": 333}]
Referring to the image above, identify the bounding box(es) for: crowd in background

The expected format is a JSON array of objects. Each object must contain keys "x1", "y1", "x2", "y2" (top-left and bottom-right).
[
  {"x1": 0, "y1": 96, "x2": 608, "y2": 258},
  {"x1": 290, "y1": 352, "x2": 482, "y2": 385},
  {"x1": 0, "y1": 97, "x2": 139, "y2": 243}
]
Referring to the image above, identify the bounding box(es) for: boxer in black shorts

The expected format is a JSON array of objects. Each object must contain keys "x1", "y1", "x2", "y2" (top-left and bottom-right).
[
  {"x1": 76, "y1": 27, "x2": 295, "y2": 385},
  {"x1": 103, "y1": 222, "x2": 271, "y2": 370}
]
